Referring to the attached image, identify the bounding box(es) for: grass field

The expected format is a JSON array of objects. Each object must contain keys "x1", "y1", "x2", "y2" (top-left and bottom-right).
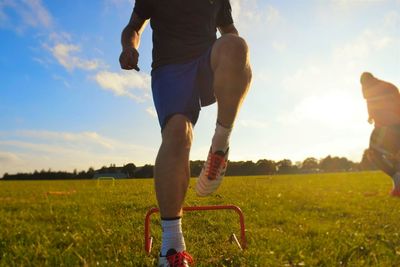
[{"x1": 1, "y1": 172, "x2": 400, "y2": 266}]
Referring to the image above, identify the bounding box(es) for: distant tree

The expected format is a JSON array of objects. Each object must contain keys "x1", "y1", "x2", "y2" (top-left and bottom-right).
[
  {"x1": 295, "y1": 161, "x2": 302, "y2": 169},
  {"x1": 359, "y1": 149, "x2": 377, "y2": 171},
  {"x1": 76, "y1": 170, "x2": 86, "y2": 178},
  {"x1": 242, "y1": 161, "x2": 256, "y2": 175},
  {"x1": 108, "y1": 164, "x2": 117, "y2": 173},
  {"x1": 320, "y1": 156, "x2": 334, "y2": 172},
  {"x1": 122, "y1": 163, "x2": 136, "y2": 178},
  {"x1": 225, "y1": 161, "x2": 241, "y2": 176},
  {"x1": 190, "y1": 161, "x2": 204, "y2": 177},
  {"x1": 99, "y1": 166, "x2": 108, "y2": 174},
  {"x1": 1, "y1": 153, "x2": 378, "y2": 180},
  {"x1": 276, "y1": 159, "x2": 297, "y2": 174},
  {"x1": 319, "y1": 155, "x2": 355, "y2": 172},
  {"x1": 134, "y1": 165, "x2": 154, "y2": 178},
  {"x1": 302, "y1": 157, "x2": 319, "y2": 171},
  {"x1": 255, "y1": 159, "x2": 276, "y2": 175},
  {"x1": 87, "y1": 167, "x2": 95, "y2": 178},
  {"x1": 226, "y1": 161, "x2": 257, "y2": 176}
]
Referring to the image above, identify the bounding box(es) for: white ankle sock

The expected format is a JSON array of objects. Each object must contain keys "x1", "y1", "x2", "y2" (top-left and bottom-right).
[
  {"x1": 161, "y1": 218, "x2": 185, "y2": 256},
  {"x1": 211, "y1": 122, "x2": 232, "y2": 153}
]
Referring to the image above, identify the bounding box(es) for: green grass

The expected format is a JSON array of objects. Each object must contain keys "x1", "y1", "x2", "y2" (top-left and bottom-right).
[{"x1": 1, "y1": 172, "x2": 400, "y2": 266}]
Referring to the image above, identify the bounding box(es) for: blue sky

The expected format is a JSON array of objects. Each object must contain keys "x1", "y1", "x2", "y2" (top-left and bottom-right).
[{"x1": 1, "y1": 0, "x2": 399, "y2": 176}]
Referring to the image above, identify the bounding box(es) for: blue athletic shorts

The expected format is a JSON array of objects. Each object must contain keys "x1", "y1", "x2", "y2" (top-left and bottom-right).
[{"x1": 151, "y1": 47, "x2": 215, "y2": 129}]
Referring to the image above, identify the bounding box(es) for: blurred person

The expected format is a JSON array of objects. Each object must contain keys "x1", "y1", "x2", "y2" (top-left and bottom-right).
[{"x1": 361, "y1": 72, "x2": 400, "y2": 197}]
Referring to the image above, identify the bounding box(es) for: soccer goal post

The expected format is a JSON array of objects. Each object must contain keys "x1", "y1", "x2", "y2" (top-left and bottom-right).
[{"x1": 96, "y1": 176, "x2": 116, "y2": 187}]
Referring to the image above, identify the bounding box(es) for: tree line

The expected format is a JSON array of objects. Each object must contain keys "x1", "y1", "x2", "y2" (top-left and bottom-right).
[{"x1": 1, "y1": 150, "x2": 376, "y2": 180}]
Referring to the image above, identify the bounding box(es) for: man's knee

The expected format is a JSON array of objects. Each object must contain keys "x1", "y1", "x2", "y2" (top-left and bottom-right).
[
  {"x1": 212, "y1": 34, "x2": 250, "y2": 68},
  {"x1": 162, "y1": 114, "x2": 193, "y2": 150}
]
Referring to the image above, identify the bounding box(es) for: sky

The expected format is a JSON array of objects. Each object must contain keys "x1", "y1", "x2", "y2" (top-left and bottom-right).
[{"x1": 0, "y1": 0, "x2": 399, "y2": 177}]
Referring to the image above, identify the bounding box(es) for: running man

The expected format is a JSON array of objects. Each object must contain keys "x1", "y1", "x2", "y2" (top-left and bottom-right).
[
  {"x1": 119, "y1": 1, "x2": 252, "y2": 266},
  {"x1": 361, "y1": 72, "x2": 400, "y2": 197}
]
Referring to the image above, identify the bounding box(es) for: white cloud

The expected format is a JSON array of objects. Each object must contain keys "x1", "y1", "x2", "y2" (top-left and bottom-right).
[
  {"x1": 265, "y1": 5, "x2": 282, "y2": 25},
  {"x1": 283, "y1": 17, "x2": 398, "y2": 98},
  {"x1": 0, "y1": 140, "x2": 80, "y2": 155},
  {"x1": 0, "y1": 1, "x2": 106, "y2": 73},
  {"x1": 282, "y1": 65, "x2": 326, "y2": 95},
  {"x1": 146, "y1": 106, "x2": 157, "y2": 118},
  {"x1": 331, "y1": 0, "x2": 389, "y2": 9},
  {"x1": 104, "y1": 0, "x2": 134, "y2": 8},
  {"x1": 230, "y1": 0, "x2": 241, "y2": 22},
  {"x1": 0, "y1": 0, "x2": 52, "y2": 31},
  {"x1": 230, "y1": 0, "x2": 283, "y2": 31},
  {"x1": 32, "y1": 56, "x2": 51, "y2": 68},
  {"x1": 94, "y1": 71, "x2": 151, "y2": 102},
  {"x1": 384, "y1": 10, "x2": 400, "y2": 28},
  {"x1": 315, "y1": 1, "x2": 400, "y2": 35},
  {"x1": 239, "y1": 119, "x2": 268, "y2": 129},
  {"x1": 23, "y1": 0, "x2": 52, "y2": 28},
  {"x1": 0, "y1": 4, "x2": 7, "y2": 23},
  {"x1": 272, "y1": 8, "x2": 399, "y2": 163},
  {"x1": 278, "y1": 92, "x2": 366, "y2": 129},
  {"x1": 271, "y1": 41, "x2": 287, "y2": 52},
  {"x1": 51, "y1": 43, "x2": 105, "y2": 71},
  {"x1": 16, "y1": 130, "x2": 116, "y2": 150},
  {"x1": 228, "y1": 1, "x2": 289, "y2": 67},
  {"x1": 0, "y1": 1, "x2": 105, "y2": 74},
  {"x1": 333, "y1": 29, "x2": 394, "y2": 69},
  {"x1": 0, "y1": 151, "x2": 19, "y2": 163},
  {"x1": 52, "y1": 74, "x2": 71, "y2": 88},
  {"x1": 48, "y1": 32, "x2": 72, "y2": 43},
  {"x1": 0, "y1": 130, "x2": 157, "y2": 176}
]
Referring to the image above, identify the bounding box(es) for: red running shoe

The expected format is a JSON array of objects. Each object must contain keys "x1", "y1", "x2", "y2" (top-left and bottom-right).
[
  {"x1": 158, "y1": 249, "x2": 194, "y2": 267},
  {"x1": 390, "y1": 188, "x2": 400, "y2": 197},
  {"x1": 196, "y1": 147, "x2": 229, "y2": 197}
]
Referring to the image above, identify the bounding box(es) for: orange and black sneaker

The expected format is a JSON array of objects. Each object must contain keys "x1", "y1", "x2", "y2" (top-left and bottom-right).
[
  {"x1": 158, "y1": 249, "x2": 194, "y2": 267},
  {"x1": 196, "y1": 147, "x2": 229, "y2": 197}
]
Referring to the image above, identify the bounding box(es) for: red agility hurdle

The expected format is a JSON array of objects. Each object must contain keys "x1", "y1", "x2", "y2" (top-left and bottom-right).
[{"x1": 144, "y1": 205, "x2": 247, "y2": 254}]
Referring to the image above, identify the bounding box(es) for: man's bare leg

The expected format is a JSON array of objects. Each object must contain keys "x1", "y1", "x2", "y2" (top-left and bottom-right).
[
  {"x1": 211, "y1": 33, "x2": 252, "y2": 128},
  {"x1": 154, "y1": 114, "x2": 193, "y2": 255},
  {"x1": 196, "y1": 34, "x2": 252, "y2": 196},
  {"x1": 368, "y1": 148, "x2": 396, "y2": 177},
  {"x1": 368, "y1": 148, "x2": 400, "y2": 196}
]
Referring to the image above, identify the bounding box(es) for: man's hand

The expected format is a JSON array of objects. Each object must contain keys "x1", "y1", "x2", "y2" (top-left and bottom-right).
[{"x1": 119, "y1": 47, "x2": 140, "y2": 71}]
